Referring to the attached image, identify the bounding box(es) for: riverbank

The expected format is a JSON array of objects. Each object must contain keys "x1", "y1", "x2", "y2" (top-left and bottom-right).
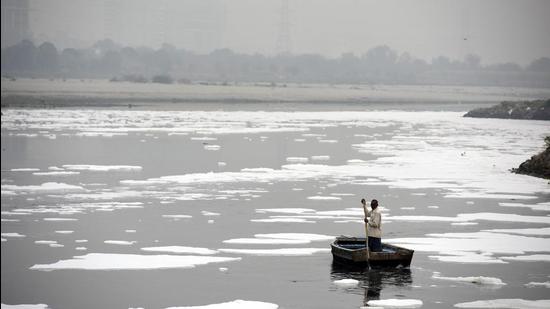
[
  {"x1": 513, "y1": 137, "x2": 550, "y2": 179},
  {"x1": 464, "y1": 99, "x2": 550, "y2": 120},
  {"x1": 2, "y1": 78, "x2": 550, "y2": 110}
]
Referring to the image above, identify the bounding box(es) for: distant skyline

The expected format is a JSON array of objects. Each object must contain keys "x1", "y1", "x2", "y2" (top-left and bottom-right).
[{"x1": 8, "y1": 0, "x2": 550, "y2": 65}]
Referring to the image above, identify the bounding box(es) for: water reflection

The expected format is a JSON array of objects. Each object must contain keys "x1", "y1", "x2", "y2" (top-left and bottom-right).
[{"x1": 330, "y1": 262, "x2": 413, "y2": 305}]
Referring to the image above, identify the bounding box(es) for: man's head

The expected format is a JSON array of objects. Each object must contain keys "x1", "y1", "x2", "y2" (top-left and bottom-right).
[
  {"x1": 371, "y1": 199, "x2": 378, "y2": 209},
  {"x1": 361, "y1": 198, "x2": 366, "y2": 205}
]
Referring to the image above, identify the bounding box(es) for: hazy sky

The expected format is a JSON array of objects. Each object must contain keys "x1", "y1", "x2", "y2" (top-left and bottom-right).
[{"x1": 28, "y1": 0, "x2": 550, "y2": 65}]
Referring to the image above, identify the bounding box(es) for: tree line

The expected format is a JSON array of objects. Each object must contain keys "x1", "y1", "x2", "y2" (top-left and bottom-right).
[{"x1": 2, "y1": 39, "x2": 550, "y2": 87}]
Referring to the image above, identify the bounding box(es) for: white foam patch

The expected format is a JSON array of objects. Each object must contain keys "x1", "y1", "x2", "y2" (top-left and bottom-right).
[
  {"x1": 525, "y1": 281, "x2": 550, "y2": 288},
  {"x1": 141, "y1": 246, "x2": 218, "y2": 255},
  {"x1": 366, "y1": 299, "x2": 423, "y2": 308},
  {"x1": 201, "y1": 211, "x2": 220, "y2": 216},
  {"x1": 286, "y1": 157, "x2": 308, "y2": 163},
  {"x1": 76, "y1": 132, "x2": 128, "y2": 137},
  {"x1": 104, "y1": 240, "x2": 136, "y2": 246},
  {"x1": 307, "y1": 196, "x2": 341, "y2": 200},
  {"x1": 10, "y1": 168, "x2": 40, "y2": 172},
  {"x1": 387, "y1": 213, "x2": 550, "y2": 224},
  {"x1": 333, "y1": 279, "x2": 359, "y2": 288},
  {"x1": 454, "y1": 299, "x2": 550, "y2": 309},
  {"x1": 387, "y1": 231, "x2": 550, "y2": 264},
  {"x1": 162, "y1": 215, "x2": 192, "y2": 219},
  {"x1": 218, "y1": 248, "x2": 329, "y2": 256},
  {"x1": 1, "y1": 233, "x2": 26, "y2": 238},
  {"x1": 35, "y1": 240, "x2": 58, "y2": 245},
  {"x1": 251, "y1": 218, "x2": 315, "y2": 223},
  {"x1": 223, "y1": 238, "x2": 310, "y2": 245},
  {"x1": 432, "y1": 274, "x2": 506, "y2": 286},
  {"x1": 256, "y1": 208, "x2": 315, "y2": 214},
  {"x1": 499, "y1": 202, "x2": 550, "y2": 212},
  {"x1": 33, "y1": 171, "x2": 80, "y2": 176},
  {"x1": 311, "y1": 155, "x2": 330, "y2": 161},
  {"x1": 0, "y1": 304, "x2": 49, "y2": 309},
  {"x1": 30, "y1": 253, "x2": 241, "y2": 270},
  {"x1": 204, "y1": 145, "x2": 221, "y2": 151},
  {"x1": 2, "y1": 182, "x2": 85, "y2": 193},
  {"x1": 165, "y1": 299, "x2": 278, "y2": 309},
  {"x1": 190, "y1": 137, "x2": 217, "y2": 141},
  {"x1": 55, "y1": 230, "x2": 74, "y2": 234},
  {"x1": 43, "y1": 218, "x2": 78, "y2": 221},
  {"x1": 501, "y1": 255, "x2": 550, "y2": 262},
  {"x1": 254, "y1": 233, "x2": 334, "y2": 242},
  {"x1": 62, "y1": 165, "x2": 142, "y2": 172},
  {"x1": 482, "y1": 227, "x2": 550, "y2": 236},
  {"x1": 64, "y1": 190, "x2": 144, "y2": 201}
]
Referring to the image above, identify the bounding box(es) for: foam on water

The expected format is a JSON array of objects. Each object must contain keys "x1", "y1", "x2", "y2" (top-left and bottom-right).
[
  {"x1": 333, "y1": 279, "x2": 359, "y2": 288},
  {"x1": 499, "y1": 202, "x2": 550, "y2": 212},
  {"x1": 33, "y1": 171, "x2": 80, "y2": 176},
  {"x1": 254, "y1": 233, "x2": 334, "y2": 241},
  {"x1": 30, "y1": 253, "x2": 241, "y2": 270},
  {"x1": 2, "y1": 182, "x2": 85, "y2": 194},
  {"x1": 432, "y1": 274, "x2": 506, "y2": 286},
  {"x1": 3, "y1": 109, "x2": 549, "y2": 200},
  {"x1": 387, "y1": 213, "x2": 550, "y2": 224},
  {"x1": 525, "y1": 282, "x2": 550, "y2": 288},
  {"x1": 0, "y1": 304, "x2": 49, "y2": 309},
  {"x1": 165, "y1": 299, "x2": 278, "y2": 309},
  {"x1": 141, "y1": 246, "x2": 218, "y2": 255},
  {"x1": 218, "y1": 248, "x2": 330, "y2": 256},
  {"x1": 251, "y1": 218, "x2": 315, "y2": 223},
  {"x1": 1, "y1": 233, "x2": 26, "y2": 238},
  {"x1": 286, "y1": 157, "x2": 309, "y2": 163},
  {"x1": 454, "y1": 299, "x2": 550, "y2": 309},
  {"x1": 501, "y1": 255, "x2": 550, "y2": 262},
  {"x1": 366, "y1": 299, "x2": 423, "y2": 308},
  {"x1": 387, "y1": 231, "x2": 550, "y2": 264},
  {"x1": 104, "y1": 240, "x2": 136, "y2": 246},
  {"x1": 307, "y1": 196, "x2": 341, "y2": 200},
  {"x1": 62, "y1": 165, "x2": 142, "y2": 172},
  {"x1": 256, "y1": 208, "x2": 315, "y2": 214},
  {"x1": 10, "y1": 168, "x2": 40, "y2": 172},
  {"x1": 223, "y1": 238, "x2": 310, "y2": 245},
  {"x1": 482, "y1": 227, "x2": 550, "y2": 236}
]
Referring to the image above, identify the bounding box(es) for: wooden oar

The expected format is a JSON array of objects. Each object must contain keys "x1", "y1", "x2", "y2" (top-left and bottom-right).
[{"x1": 362, "y1": 200, "x2": 370, "y2": 261}]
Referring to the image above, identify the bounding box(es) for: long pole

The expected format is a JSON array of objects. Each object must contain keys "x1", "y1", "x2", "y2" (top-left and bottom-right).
[{"x1": 362, "y1": 201, "x2": 370, "y2": 261}]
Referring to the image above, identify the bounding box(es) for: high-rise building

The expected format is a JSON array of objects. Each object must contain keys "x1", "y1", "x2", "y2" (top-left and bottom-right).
[{"x1": 1, "y1": 0, "x2": 31, "y2": 48}]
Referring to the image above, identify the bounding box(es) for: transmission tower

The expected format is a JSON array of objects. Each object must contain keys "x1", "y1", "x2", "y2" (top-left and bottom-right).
[{"x1": 275, "y1": 0, "x2": 291, "y2": 55}]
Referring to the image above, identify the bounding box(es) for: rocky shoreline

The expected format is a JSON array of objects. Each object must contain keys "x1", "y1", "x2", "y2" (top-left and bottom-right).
[
  {"x1": 463, "y1": 99, "x2": 550, "y2": 120},
  {"x1": 512, "y1": 137, "x2": 550, "y2": 180}
]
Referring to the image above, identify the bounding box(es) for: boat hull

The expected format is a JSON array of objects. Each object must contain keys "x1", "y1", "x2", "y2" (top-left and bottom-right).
[{"x1": 331, "y1": 236, "x2": 413, "y2": 268}]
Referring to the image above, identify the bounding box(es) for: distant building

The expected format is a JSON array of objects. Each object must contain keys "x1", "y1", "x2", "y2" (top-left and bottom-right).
[{"x1": 1, "y1": 0, "x2": 30, "y2": 48}]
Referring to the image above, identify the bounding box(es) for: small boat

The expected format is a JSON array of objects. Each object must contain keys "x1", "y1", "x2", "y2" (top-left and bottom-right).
[{"x1": 331, "y1": 236, "x2": 414, "y2": 268}]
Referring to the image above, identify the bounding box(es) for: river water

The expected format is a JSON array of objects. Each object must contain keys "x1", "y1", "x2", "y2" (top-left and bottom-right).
[{"x1": 1, "y1": 91, "x2": 549, "y2": 308}]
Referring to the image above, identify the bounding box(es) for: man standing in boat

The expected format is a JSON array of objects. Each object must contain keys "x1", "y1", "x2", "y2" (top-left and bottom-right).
[{"x1": 363, "y1": 199, "x2": 382, "y2": 252}]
